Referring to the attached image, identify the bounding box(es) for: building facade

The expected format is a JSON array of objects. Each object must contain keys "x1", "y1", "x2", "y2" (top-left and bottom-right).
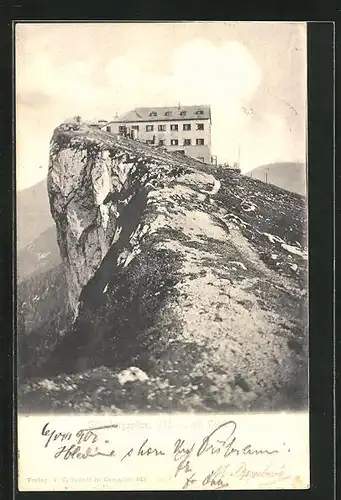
[{"x1": 104, "y1": 105, "x2": 212, "y2": 164}]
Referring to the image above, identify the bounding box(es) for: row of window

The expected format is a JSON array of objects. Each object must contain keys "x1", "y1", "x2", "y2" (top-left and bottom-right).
[
  {"x1": 146, "y1": 138, "x2": 205, "y2": 146},
  {"x1": 149, "y1": 109, "x2": 204, "y2": 117},
  {"x1": 119, "y1": 123, "x2": 205, "y2": 133}
]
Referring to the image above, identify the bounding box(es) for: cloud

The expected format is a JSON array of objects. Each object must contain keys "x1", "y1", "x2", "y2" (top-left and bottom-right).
[
  {"x1": 17, "y1": 90, "x2": 53, "y2": 108},
  {"x1": 170, "y1": 39, "x2": 262, "y2": 104},
  {"x1": 15, "y1": 25, "x2": 306, "y2": 190},
  {"x1": 164, "y1": 38, "x2": 263, "y2": 164}
]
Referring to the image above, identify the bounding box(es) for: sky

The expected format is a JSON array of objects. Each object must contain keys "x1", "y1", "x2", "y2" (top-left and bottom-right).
[{"x1": 15, "y1": 22, "x2": 307, "y2": 191}]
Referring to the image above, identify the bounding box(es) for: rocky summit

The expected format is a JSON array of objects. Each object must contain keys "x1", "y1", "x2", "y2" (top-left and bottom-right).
[{"x1": 18, "y1": 121, "x2": 308, "y2": 413}]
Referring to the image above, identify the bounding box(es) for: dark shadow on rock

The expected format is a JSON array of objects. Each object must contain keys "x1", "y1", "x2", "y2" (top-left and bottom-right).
[{"x1": 32, "y1": 187, "x2": 183, "y2": 379}]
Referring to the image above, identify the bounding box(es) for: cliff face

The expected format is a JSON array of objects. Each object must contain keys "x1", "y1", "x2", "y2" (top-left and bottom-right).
[
  {"x1": 21, "y1": 121, "x2": 308, "y2": 412},
  {"x1": 47, "y1": 123, "x2": 207, "y2": 317}
]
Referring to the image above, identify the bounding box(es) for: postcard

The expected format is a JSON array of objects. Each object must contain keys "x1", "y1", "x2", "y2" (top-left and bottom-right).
[{"x1": 16, "y1": 21, "x2": 309, "y2": 491}]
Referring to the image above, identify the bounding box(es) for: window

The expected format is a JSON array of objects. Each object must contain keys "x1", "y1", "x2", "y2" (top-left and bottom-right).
[
  {"x1": 180, "y1": 111, "x2": 187, "y2": 116},
  {"x1": 159, "y1": 139, "x2": 165, "y2": 146},
  {"x1": 165, "y1": 111, "x2": 172, "y2": 116},
  {"x1": 158, "y1": 124, "x2": 166, "y2": 131},
  {"x1": 183, "y1": 123, "x2": 191, "y2": 131},
  {"x1": 170, "y1": 139, "x2": 179, "y2": 146},
  {"x1": 146, "y1": 139, "x2": 154, "y2": 145},
  {"x1": 132, "y1": 125, "x2": 140, "y2": 131},
  {"x1": 196, "y1": 109, "x2": 204, "y2": 115},
  {"x1": 106, "y1": 126, "x2": 111, "y2": 132},
  {"x1": 196, "y1": 123, "x2": 204, "y2": 130},
  {"x1": 170, "y1": 124, "x2": 178, "y2": 131},
  {"x1": 196, "y1": 138, "x2": 205, "y2": 145},
  {"x1": 146, "y1": 125, "x2": 154, "y2": 132},
  {"x1": 150, "y1": 111, "x2": 157, "y2": 117},
  {"x1": 119, "y1": 126, "x2": 125, "y2": 133},
  {"x1": 183, "y1": 139, "x2": 191, "y2": 146}
]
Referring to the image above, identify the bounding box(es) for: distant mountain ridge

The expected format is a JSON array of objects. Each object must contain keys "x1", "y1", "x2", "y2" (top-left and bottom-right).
[
  {"x1": 17, "y1": 226, "x2": 60, "y2": 281},
  {"x1": 17, "y1": 179, "x2": 60, "y2": 280},
  {"x1": 245, "y1": 162, "x2": 306, "y2": 196},
  {"x1": 17, "y1": 179, "x2": 54, "y2": 250}
]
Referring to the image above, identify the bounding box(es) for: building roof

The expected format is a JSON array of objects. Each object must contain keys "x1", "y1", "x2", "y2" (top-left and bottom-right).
[{"x1": 109, "y1": 105, "x2": 211, "y2": 123}]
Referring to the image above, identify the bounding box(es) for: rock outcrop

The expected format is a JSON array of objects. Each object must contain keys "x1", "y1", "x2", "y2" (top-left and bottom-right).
[{"x1": 20, "y1": 121, "x2": 308, "y2": 413}]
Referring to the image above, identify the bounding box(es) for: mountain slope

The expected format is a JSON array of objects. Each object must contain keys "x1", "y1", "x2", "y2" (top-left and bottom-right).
[
  {"x1": 17, "y1": 179, "x2": 54, "y2": 250},
  {"x1": 17, "y1": 225, "x2": 61, "y2": 282},
  {"x1": 245, "y1": 162, "x2": 307, "y2": 196},
  {"x1": 18, "y1": 122, "x2": 308, "y2": 413},
  {"x1": 17, "y1": 263, "x2": 70, "y2": 382}
]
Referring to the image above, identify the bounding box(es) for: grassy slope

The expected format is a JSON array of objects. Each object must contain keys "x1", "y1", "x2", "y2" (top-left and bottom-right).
[{"x1": 213, "y1": 168, "x2": 307, "y2": 285}]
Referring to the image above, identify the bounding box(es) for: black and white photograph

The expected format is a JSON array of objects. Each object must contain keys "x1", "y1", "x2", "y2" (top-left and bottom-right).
[{"x1": 16, "y1": 21, "x2": 309, "y2": 490}]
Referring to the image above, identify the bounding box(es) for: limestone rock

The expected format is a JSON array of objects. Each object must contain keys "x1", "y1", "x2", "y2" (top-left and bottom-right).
[{"x1": 117, "y1": 367, "x2": 149, "y2": 385}]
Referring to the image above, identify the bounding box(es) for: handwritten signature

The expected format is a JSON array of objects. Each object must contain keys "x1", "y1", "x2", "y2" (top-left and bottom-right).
[{"x1": 172, "y1": 420, "x2": 282, "y2": 489}]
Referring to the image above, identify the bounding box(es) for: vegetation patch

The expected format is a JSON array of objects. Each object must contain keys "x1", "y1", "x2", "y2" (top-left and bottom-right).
[{"x1": 17, "y1": 264, "x2": 71, "y2": 382}]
